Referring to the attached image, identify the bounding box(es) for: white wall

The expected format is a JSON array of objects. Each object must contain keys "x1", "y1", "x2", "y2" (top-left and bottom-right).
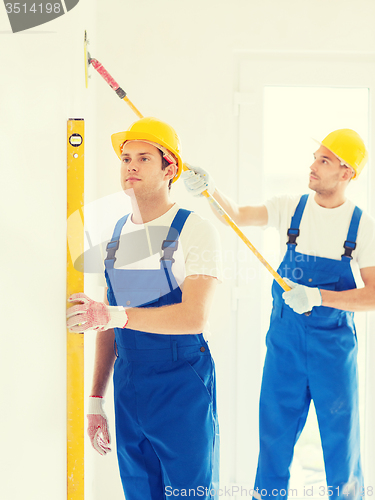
[
  {"x1": 1, "y1": 1, "x2": 375, "y2": 499},
  {"x1": 0, "y1": 2, "x2": 96, "y2": 499}
]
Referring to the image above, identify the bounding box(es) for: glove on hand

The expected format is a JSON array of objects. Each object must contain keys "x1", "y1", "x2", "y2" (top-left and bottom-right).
[
  {"x1": 282, "y1": 278, "x2": 322, "y2": 314},
  {"x1": 67, "y1": 293, "x2": 128, "y2": 333},
  {"x1": 182, "y1": 165, "x2": 215, "y2": 197},
  {"x1": 87, "y1": 396, "x2": 111, "y2": 456}
]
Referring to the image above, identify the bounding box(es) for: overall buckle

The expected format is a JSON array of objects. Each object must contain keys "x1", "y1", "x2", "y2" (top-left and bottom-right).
[
  {"x1": 342, "y1": 240, "x2": 356, "y2": 259},
  {"x1": 160, "y1": 239, "x2": 178, "y2": 263},
  {"x1": 105, "y1": 239, "x2": 120, "y2": 263},
  {"x1": 287, "y1": 228, "x2": 300, "y2": 245}
]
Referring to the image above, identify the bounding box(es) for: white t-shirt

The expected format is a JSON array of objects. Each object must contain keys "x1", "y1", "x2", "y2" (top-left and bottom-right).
[
  {"x1": 99, "y1": 203, "x2": 222, "y2": 289},
  {"x1": 265, "y1": 194, "x2": 375, "y2": 273}
]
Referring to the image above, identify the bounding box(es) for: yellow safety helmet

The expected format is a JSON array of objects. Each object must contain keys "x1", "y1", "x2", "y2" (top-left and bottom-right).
[
  {"x1": 318, "y1": 128, "x2": 368, "y2": 180},
  {"x1": 111, "y1": 117, "x2": 183, "y2": 182}
]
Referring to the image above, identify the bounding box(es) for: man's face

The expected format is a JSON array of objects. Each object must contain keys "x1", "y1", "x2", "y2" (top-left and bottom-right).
[
  {"x1": 308, "y1": 145, "x2": 352, "y2": 195},
  {"x1": 120, "y1": 141, "x2": 175, "y2": 195}
]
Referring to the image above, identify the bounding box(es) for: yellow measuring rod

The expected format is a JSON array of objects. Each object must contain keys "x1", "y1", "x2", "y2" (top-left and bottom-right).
[
  {"x1": 66, "y1": 119, "x2": 85, "y2": 500},
  {"x1": 181, "y1": 165, "x2": 291, "y2": 292}
]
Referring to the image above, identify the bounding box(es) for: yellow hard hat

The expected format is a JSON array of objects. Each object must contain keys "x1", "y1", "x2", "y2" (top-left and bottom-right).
[
  {"x1": 111, "y1": 117, "x2": 183, "y2": 182},
  {"x1": 319, "y1": 128, "x2": 368, "y2": 179}
]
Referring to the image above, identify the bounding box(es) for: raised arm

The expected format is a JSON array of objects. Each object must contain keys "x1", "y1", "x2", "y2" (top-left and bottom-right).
[
  {"x1": 211, "y1": 188, "x2": 268, "y2": 227},
  {"x1": 182, "y1": 165, "x2": 268, "y2": 227}
]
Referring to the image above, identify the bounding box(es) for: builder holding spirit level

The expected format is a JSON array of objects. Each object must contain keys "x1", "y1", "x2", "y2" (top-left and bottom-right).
[
  {"x1": 67, "y1": 117, "x2": 221, "y2": 500},
  {"x1": 183, "y1": 129, "x2": 375, "y2": 499}
]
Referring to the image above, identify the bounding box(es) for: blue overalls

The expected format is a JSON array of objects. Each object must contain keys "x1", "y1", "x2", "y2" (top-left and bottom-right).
[
  {"x1": 104, "y1": 209, "x2": 219, "y2": 500},
  {"x1": 254, "y1": 195, "x2": 363, "y2": 499}
]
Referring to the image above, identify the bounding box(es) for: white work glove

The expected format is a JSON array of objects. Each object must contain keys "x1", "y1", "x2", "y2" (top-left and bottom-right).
[
  {"x1": 182, "y1": 164, "x2": 215, "y2": 197},
  {"x1": 67, "y1": 293, "x2": 128, "y2": 333},
  {"x1": 87, "y1": 396, "x2": 111, "y2": 456},
  {"x1": 282, "y1": 278, "x2": 322, "y2": 314}
]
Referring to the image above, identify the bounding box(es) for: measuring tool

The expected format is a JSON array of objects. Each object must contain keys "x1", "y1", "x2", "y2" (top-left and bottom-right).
[{"x1": 67, "y1": 119, "x2": 85, "y2": 500}]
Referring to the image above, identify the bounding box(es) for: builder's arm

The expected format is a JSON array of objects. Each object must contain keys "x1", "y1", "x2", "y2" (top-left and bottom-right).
[
  {"x1": 320, "y1": 266, "x2": 375, "y2": 312},
  {"x1": 283, "y1": 267, "x2": 375, "y2": 314},
  {"x1": 182, "y1": 165, "x2": 267, "y2": 226},
  {"x1": 124, "y1": 274, "x2": 218, "y2": 334}
]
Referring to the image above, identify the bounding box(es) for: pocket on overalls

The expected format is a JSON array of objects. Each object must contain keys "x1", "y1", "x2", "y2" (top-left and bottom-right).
[
  {"x1": 113, "y1": 288, "x2": 161, "y2": 308},
  {"x1": 334, "y1": 313, "x2": 357, "y2": 349},
  {"x1": 184, "y1": 355, "x2": 214, "y2": 403},
  {"x1": 300, "y1": 270, "x2": 345, "y2": 321},
  {"x1": 299, "y1": 269, "x2": 341, "y2": 290}
]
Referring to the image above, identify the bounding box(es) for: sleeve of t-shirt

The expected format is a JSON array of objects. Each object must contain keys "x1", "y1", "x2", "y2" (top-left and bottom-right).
[
  {"x1": 182, "y1": 218, "x2": 223, "y2": 282},
  {"x1": 356, "y1": 212, "x2": 375, "y2": 270},
  {"x1": 264, "y1": 194, "x2": 301, "y2": 232}
]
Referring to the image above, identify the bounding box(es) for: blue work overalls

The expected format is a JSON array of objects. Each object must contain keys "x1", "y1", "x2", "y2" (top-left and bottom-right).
[
  {"x1": 105, "y1": 209, "x2": 219, "y2": 500},
  {"x1": 254, "y1": 195, "x2": 363, "y2": 499}
]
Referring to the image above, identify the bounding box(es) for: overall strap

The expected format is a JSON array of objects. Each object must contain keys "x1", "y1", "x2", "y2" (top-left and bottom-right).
[
  {"x1": 104, "y1": 214, "x2": 130, "y2": 270},
  {"x1": 342, "y1": 206, "x2": 363, "y2": 260},
  {"x1": 160, "y1": 209, "x2": 192, "y2": 291},
  {"x1": 287, "y1": 194, "x2": 309, "y2": 248},
  {"x1": 160, "y1": 209, "x2": 192, "y2": 263}
]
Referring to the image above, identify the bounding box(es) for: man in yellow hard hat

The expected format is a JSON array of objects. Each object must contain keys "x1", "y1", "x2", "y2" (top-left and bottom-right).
[
  {"x1": 183, "y1": 128, "x2": 375, "y2": 499},
  {"x1": 67, "y1": 117, "x2": 221, "y2": 500}
]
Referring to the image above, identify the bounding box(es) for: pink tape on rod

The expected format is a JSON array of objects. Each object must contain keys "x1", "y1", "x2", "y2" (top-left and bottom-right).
[{"x1": 90, "y1": 59, "x2": 120, "y2": 91}]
